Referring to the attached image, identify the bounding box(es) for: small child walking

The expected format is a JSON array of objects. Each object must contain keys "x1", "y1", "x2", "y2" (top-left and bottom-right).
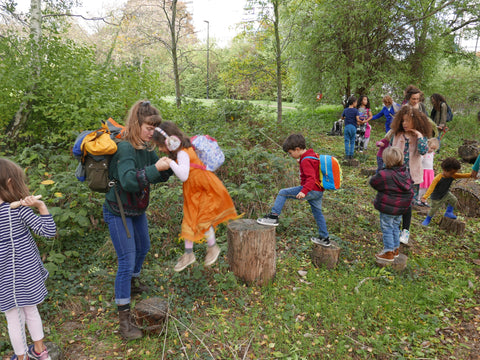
[
  {"x1": 418, "y1": 138, "x2": 440, "y2": 206},
  {"x1": 153, "y1": 122, "x2": 238, "y2": 272},
  {"x1": 421, "y1": 157, "x2": 471, "y2": 226},
  {"x1": 257, "y1": 133, "x2": 331, "y2": 247},
  {"x1": 0, "y1": 158, "x2": 56, "y2": 360},
  {"x1": 369, "y1": 147, "x2": 414, "y2": 261},
  {"x1": 341, "y1": 96, "x2": 360, "y2": 160},
  {"x1": 355, "y1": 95, "x2": 372, "y2": 153}
]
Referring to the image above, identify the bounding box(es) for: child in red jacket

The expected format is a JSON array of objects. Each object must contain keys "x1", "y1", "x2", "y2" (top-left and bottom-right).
[{"x1": 257, "y1": 133, "x2": 331, "y2": 247}]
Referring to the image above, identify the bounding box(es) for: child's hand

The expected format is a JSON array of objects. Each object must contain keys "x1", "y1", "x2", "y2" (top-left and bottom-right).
[
  {"x1": 296, "y1": 192, "x2": 306, "y2": 199},
  {"x1": 155, "y1": 158, "x2": 170, "y2": 171},
  {"x1": 421, "y1": 197, "x2": 427, "y2": 203},
  {"x1": 23, "y1": 196, "x2": 49, "y2": 215}
]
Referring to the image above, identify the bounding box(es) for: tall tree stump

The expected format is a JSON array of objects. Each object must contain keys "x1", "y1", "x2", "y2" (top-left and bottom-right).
[
  {"x1": 439, "y1": 216, "x2": 465, "y2": 235},
  {"x1": 311, "y1": 240, "x2": 341, "y2": 269},
  {"x1": 227, "y1": 219, "x2": 276, "y2": 286},
  {"x1": 458, "y1": 140, "x2": 479, "y2": 163},
  {"x1": 133, "y1": 297, "x2": 168, "y2": 334},
  {"x1": 451, "y1": 179, "x2": 480, "y2": 217},
  {"x1": 376, "y1": 254, "x2": 408, "y2": 271}
]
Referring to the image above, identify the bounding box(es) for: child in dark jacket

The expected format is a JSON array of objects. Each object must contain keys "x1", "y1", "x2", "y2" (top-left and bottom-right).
[
  {"x1": 370, "y1": 146, "x2": 414, "y2": 261},
  {"x1": 257, "y1": 133, "x2": 331, "y2": 247}
]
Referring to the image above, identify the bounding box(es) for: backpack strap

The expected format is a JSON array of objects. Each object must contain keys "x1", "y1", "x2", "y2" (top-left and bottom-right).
[{"x1": 112, "y1": 182, "x2": 131, "y2": 238}]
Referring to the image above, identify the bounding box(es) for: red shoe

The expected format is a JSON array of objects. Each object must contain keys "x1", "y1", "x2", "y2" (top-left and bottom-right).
[
  {"x1": 393, "y1": 248, "x2": 400, "y2": 258},
  {"x1": 375, "y1": 251, "x2": 394, "y2": 262}
]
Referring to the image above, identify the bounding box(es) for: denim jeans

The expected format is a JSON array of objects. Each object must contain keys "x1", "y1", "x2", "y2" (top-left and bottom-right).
[
  {"x1": 271, "y1": 186, "x2": 329, "y2": 239},
  {"x1": 344, "y1": 124, "x2": 356, "y2": 156},
  {"x1": 379, "y1": 212, "x2": 401, "y2": 251},
  {"x1": 103, "y1": 205, "x2": 151, "y2": 305}
]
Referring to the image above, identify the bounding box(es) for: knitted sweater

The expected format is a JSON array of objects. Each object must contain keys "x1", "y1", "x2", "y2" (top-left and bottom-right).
[
  {"x1": 105, "y1": 141, "x2": 172, "y2": 216},
  {"x1": 370, "y1": 165, "x2": 414, "y2": 215}
]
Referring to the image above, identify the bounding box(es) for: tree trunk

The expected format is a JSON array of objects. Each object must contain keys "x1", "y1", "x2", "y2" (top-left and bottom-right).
[
  {"x1": 438, "y1": 216, "x2": 465, "y2": 236},
  {"x1": 227, "y1": 219, "x2": 276, "y2": 286},
  {"x1": 6, "y1": 0, "x2": 41, "y2": 139},
  {"x1": 457, "y1": 140, "x2": 479, "y2": 163},
  {"x1": 133, "y1": 297, "x2": 168, "y2": 335},
  {"x1": 451, "y1": 179, "x2": 480, "y2": 217},
  {"x1": 311, "y1": 240, "x2": 341, "y2": 269},
  {"x1": 273, "y1": 0, "x2": 282, "y2": 124},
  {"x1": 376, "y1": 253, "x2": 408, "y2": 271}
]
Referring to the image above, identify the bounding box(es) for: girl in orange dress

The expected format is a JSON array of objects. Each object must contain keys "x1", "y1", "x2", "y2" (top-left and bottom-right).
[{"x1": 152, "y1": 122, "x2": 238, "y2": 272}]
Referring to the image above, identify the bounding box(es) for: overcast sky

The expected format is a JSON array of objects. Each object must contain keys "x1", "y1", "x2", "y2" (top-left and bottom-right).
[{"x1": 14, "y1": 0, "x2": 247, "y2": 46}]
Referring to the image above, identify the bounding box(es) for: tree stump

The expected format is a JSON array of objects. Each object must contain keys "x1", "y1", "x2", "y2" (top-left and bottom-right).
[
  {"x1": 413, "y1": 203, "x2": 430, "y2": 215},
  {"x1": 458, "y1": 140, "x2": 479, "y2": 163},
  {"x1": 376, "y1": 253, "x2": 408, "y2": 271},
  {"x1": 360, "y1": 168, "x2": 377, "y2": 177},
  {"x1": 45, "y1": 342, "x2": 63, "y2": 360},
  {"x1": 311, "y1": 240, "x2": 341, "y2": 269},
  {"x1": 133, "y1": 297, "x2": 168, "y2": 334},
  {"x1": 451, "y1": 179, "x2": 480, "y2": 217},
  {"x1": 343, "y1": 158, "x2": 360, "y2": 167},
  {"x1": 227, "y1": 219, "x2": 276, "y2": 286},
  {"x1": 438, "y1": 216, "x2": 465, "y2": 235}
]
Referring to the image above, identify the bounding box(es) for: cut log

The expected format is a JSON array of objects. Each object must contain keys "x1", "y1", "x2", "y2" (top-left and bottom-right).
[
  {"x1": 133, "y1": 297, "x2": 168, "y2": 334},
  {"x1": 343, "y1": 158, "x2": 360, "y2": 167},
  {"x1": 311, "y1": 240, "x2": 341, "y2": 269},
  {"x1": 458, "y1": 140, "x2": 479, "y2": 163},
  {"x1": 45, "y1": 342, "x2": 63, "y2": 360},
  {"x1": 227, "y1": 219, "x2": 276, "y2": 286},
  {"x1": 376, "y1": 253, "x2": 407, "y2": 271},
  {"x1": 451, "y1": 179, "x2": 480, "y2": 217},
  {"x1": 360, "y1": 168, "x2": 377, "y2": 177},
  {"x1": 438, "y1": 216, "x2": 465, "y2": 235},
  {"x1": 413, "y1": 203, "x2": 430, "y2": 215}
]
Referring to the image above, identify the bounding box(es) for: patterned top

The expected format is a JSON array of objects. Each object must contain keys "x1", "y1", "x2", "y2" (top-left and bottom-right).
[{"x1": 0, "y1": 203, "x2": 56, "y2": 311}]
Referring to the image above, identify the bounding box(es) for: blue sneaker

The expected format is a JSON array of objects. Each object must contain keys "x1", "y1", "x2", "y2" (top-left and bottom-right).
[{"x1": 27, "y1": 345, "x2": 51, "y2": 360}]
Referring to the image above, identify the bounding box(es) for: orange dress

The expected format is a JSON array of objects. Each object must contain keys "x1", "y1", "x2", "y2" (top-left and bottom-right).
[{"x1": 179, "y1": 147, "x2": 238, "y2": 243}]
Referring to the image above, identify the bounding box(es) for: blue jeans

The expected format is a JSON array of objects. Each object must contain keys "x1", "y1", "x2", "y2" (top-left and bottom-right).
[
  {"x1": 344, "y1": 124, "x2": 356, "y2": 156},
  {"x1": 103, "y1": 205, "x2": 151, "y2": 305},
  {"x1": 271, "y1": 186, "x2": 329, "y2": 239},
  {"x1": 379, "y1": 212, "x2": 401, "y2": 251}
]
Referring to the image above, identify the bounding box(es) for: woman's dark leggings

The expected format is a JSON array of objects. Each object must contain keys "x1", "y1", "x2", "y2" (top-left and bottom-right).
[{"x1": 402, "y1": 206, "x2": 412, "y2": 230}]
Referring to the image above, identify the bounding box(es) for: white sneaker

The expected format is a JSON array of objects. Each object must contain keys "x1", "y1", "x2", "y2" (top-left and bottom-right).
[{"x1": 399, "y1": 229, "x2": 410, "y2": 244}]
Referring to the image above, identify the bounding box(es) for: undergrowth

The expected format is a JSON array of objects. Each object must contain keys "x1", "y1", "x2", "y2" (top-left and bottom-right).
[{"x1": 0, "y1": 101, "x2": 479, "y2": 359}]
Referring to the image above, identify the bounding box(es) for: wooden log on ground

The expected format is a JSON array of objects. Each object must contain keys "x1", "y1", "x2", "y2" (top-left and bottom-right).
[
  {"x1": 438, "y1": 216, "x2": 465, "y2": 235},
  {"x1": 458, "y1": 140, "x2": 479, "y2": 163},
  {"x1": 227, "y1": 219, "x2": 276, "y2": 286},
  {"x1": 360, "y1": 167, "x2": 377, "y2": 177},
  {"x1": 45, "y1": 342, "x2": 63, "y2": 360},
  {"x1": 343, "y1": 158, "x2": 360, "y2": 167},
  {"x1": 413, "y1": 203, "x2": 430, "y2": 215},
  {"x1": 311, "y1": 240, "x2": 341, "y2": 269},
  {"x1": 451, "y1": 179, "x2": 480, "y2": 217},
  {"x1": 133, "y1": 297, "x2": 168, "y2": 334},
  {"x1": 376, "y1": 253, "x2": 408, "y2": 271}
]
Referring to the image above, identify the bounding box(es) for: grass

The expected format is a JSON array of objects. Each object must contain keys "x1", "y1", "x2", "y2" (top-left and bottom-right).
[{"x1": 1, "y1": 102, "x2": 480, "y2": 359}]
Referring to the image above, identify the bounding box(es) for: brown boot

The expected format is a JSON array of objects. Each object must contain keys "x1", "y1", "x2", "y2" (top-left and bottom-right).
[
  {"x1": 131, "y1": 277, "x2": 149, "y2": 295},
  {"x1": 118, "y1": 309, "x2": 143, "y2": 340}
]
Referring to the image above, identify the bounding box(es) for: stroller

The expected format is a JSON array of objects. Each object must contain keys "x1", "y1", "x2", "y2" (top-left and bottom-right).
[{"x1": 327, "y1": 119, "x2": 344, "y2": 136}]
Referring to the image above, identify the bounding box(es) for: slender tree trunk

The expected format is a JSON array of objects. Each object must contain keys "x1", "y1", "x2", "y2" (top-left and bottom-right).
[
  {"x1": 6, "y1": 0, "x2": 41, "y2": 139},
  {"x1": 168, "y1": 0, "x2": 182, "y2": 108},
  {"x1": 273, "y1": 0, "x2": 282, "y2": 124}
]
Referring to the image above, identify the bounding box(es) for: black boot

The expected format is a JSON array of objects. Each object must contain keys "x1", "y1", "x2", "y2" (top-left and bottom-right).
[
  {"x1": 118, "y1": 309, "x2": 143, "y2": 340},
  {"x1": 131, "y1": 277, "x2": 149, "y2": 295}
]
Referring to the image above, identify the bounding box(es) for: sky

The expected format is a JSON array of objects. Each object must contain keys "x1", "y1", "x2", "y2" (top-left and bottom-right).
[{"x1": 14, "y1": 0, "x2": 247, "y2": 46}]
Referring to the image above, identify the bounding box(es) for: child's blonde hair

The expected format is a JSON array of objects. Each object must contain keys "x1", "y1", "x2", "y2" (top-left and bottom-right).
[
  {"x1": 382, "y1": 146, "x2": 404, "y2": 168},
  {"x1": 0, "y1": 158, "x2": 30, "y2": 203},
  {"x1": 427, "y1": 138, "x2": 440, "y2": 151}
]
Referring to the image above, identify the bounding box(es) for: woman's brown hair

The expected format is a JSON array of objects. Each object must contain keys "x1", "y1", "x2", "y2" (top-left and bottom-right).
[{"x1": 124, "y1": 100, "x2": 162, "y2": 150}]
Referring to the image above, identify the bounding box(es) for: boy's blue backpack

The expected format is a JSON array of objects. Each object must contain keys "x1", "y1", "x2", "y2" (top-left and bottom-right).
[
  {"x1": 301, "y1": 155, "x2": 342, "y2": 190},
  {"x1": 191, "y1": 135, "x2": 225, "y2": 171}
]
